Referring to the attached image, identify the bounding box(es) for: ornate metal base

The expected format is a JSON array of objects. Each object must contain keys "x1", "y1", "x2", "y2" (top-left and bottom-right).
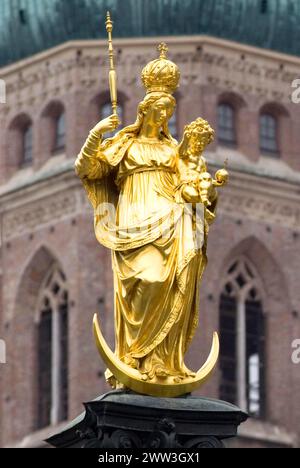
[{"x1": 46, "y1": 391, "x2": 248, "y2": 449}]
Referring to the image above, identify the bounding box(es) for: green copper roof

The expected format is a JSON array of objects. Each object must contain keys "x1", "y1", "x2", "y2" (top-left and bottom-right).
[{"x1": 0, "y1": 0, "x2": 299, "y2": 67}]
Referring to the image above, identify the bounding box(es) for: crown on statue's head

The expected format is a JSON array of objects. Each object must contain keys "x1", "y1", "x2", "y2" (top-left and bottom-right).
[{"x1": 141, "y1": 43, "x2": 181, "y2": 95}]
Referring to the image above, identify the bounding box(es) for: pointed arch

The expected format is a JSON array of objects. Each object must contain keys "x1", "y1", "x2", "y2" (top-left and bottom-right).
[
  {"x1": 15, "y1": 245, "x2": 59, "y2": 317},
  {"x1": 218, "y1": 236, "x2": 290, "y2": 420},
  {"x1": 36, "y1": 263, "x2": 68, "y2": 429},
  {"x1": 220, "y1": 236, "x2": 289, "y2": 305},
  {"x1": 14, "y1": 246, "x2": 69, "y2": 429}
]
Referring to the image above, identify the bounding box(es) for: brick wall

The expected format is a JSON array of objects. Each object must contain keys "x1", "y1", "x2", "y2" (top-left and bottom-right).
[{"x1": 0, "y1": 36, "x2": 300, "y2": 447}]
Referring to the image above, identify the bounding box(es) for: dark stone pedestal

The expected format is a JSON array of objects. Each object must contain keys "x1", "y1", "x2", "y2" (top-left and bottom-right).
[{"x1": 46, "y1": 391, "x2": 248, "y2": 449}]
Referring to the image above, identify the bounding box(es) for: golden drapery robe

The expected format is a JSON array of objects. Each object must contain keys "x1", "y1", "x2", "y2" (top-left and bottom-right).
[{"x1": 75, "y1": 131, "x2": 215, "y2": 379}]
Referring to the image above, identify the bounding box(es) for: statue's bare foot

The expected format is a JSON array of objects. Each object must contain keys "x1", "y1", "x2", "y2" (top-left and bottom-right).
[
  {"x1": 182, "y1": 366, "x2": 197, "y2": 378},
  {"x1": 123, "y1": 355, "x2": 139, "y2": 369},
  {"x1": 156, "y1": 367, "x2": 168, "y2": 378}
]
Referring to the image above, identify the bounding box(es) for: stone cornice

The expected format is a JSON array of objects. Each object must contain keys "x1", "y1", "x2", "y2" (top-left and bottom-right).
[
  {"x1": 1, "y1": 35, "x2": 300, "y2": 78},
  {"x1": 0, "y1": 35, "x2": 298, "y2": 116},
  {"x1": 0, "y1": 157, "x2": 299, "y2": 208},
  {"x1": 0, "y1": 159, "x2": 75, "y2": 203},
  {"x1": 0, "y1": 158, "x2": 299, "y2": 247},
  {"x1": 238, "y1": 419, "x2": 297, "y2": 448},
  {"x1": 0, "y1": 169, "x2": 90, "y2": 246}
]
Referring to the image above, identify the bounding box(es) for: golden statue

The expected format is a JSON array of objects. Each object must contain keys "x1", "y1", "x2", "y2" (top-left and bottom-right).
[{"x1": 75, "y1": 37, "x2": 228, "y2": 397}]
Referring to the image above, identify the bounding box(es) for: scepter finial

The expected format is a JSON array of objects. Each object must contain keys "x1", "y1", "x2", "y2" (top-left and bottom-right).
[
  {"x1": 105, "y1": 11, "x2": 118, "y2": 115},
  {"x1": 106, "y1": 11, "x2": 113, "y2": 33}
]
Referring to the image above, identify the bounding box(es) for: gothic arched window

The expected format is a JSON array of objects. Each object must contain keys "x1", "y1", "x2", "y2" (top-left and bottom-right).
[
  {"x1": 260, "y1": 113, "x2": 279, "y2": 155},
  {"x1": 36, "y1": 267, "x2": 68, "y2": 429},
  {"x1": 100, "y1": 102, "x2": 123, "y2": 138},
  {"x1": 218, "y1": 103, "x2": 236, "y2": 145},
  {"x1": 219, "y1": 258, "x2": 266, "y2": 419}
]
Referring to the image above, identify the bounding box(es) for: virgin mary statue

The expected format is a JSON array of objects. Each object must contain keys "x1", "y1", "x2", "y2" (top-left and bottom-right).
[{"x1": 75, "y1": 44, "x2": 219, "y2": 389}]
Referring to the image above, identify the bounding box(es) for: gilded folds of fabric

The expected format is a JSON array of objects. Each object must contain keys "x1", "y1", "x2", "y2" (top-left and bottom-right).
[{"x1": 75, "y1": 131, "x2": 214, "y2": 378}]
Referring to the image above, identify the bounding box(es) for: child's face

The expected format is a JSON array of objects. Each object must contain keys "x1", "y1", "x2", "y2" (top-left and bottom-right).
[{"x1": 188, "y1": 129, "x2": 209, "y2": 155}]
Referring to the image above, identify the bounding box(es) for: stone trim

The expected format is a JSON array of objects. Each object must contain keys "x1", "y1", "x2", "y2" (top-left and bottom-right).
[{"x1": 238, "y1": 419, "x2": 297, "y2": 448}]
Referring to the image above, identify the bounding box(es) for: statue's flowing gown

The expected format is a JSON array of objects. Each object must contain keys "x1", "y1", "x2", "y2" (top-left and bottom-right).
[{"x1": 75, "y1": 131, "x2": 210, "y2": 379}]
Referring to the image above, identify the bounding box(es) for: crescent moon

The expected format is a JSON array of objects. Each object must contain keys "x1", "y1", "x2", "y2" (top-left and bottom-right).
[{"x1": 93, "y1": 314, "x2": 219, "y2": 398}]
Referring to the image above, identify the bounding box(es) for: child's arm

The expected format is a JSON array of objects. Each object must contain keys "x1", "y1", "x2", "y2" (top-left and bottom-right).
[
  {"x1": 182, "y1": 184, "x2": 202, "y2": 203},
  {"x1": 197, "y1": 156, "x2": 208, "y2": 174}
]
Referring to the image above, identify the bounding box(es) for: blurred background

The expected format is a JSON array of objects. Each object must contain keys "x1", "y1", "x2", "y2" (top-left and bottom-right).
[{"x1": 0, "y1": 0, "x2": 300, "y2": 448}]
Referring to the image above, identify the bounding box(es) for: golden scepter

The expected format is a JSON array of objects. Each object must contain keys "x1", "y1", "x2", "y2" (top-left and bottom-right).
[{"x1": 105, "y1": 12, "x2": 118, "y2": 116}]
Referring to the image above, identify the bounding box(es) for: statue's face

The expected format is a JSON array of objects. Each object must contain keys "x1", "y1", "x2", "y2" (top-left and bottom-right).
[{"x1": 145, "y1": 97, "x2": 175, "y2": 128}]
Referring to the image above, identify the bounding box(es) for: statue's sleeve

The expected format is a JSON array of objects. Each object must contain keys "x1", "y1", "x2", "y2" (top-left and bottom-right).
[{"x1": 75, "y1": 130, "x2": 111, "y2": 180}]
